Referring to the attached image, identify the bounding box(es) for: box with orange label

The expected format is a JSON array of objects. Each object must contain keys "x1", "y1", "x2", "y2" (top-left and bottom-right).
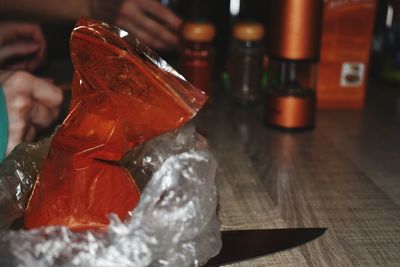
[{"x1": 317, "y1": 0, "x2": 377, "y2": 109}]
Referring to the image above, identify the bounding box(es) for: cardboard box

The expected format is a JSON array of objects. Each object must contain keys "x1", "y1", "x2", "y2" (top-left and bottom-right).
[{"x1": 317, "y1": 0, "x2": 377, "y2": 109}]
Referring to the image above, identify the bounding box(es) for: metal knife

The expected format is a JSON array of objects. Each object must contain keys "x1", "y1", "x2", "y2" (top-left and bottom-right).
[{"x1": 203, "y1": 227, "x2": 327, "y2": 266}]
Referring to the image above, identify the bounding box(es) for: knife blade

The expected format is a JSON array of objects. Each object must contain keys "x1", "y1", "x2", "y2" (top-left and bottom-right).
[{"x1": 203, "y1": 227, "x2": 327, "y2": 267}]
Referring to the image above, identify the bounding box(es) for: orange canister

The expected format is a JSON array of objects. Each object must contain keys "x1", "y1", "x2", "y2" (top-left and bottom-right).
[{"x1": 265, "y1": 0, "x2": 323, "y2": 130}]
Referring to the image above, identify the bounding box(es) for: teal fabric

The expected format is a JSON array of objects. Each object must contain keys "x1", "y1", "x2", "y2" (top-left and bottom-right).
[{"x1": 0, "y1": 85, "x2": 8, "y2": 162}]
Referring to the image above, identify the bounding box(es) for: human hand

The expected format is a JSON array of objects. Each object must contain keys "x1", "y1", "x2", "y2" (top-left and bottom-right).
[
  {"x1": 0, "y1": 22, "x2": 46, "y2": 71},
  {"x1": 0, "y1": 71, "x2": 63, "y2": 155},
  {"x1": 115, "y1": 0, "x2": 182, "y2": 50}
]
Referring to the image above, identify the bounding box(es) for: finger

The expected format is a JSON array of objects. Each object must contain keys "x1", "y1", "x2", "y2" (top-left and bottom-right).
[
  {"x1": 6, "y1": 94, "x2": 33, "y2": 119},
  {"x1": 0, "y1": 42, "x2": 40, "y2": 66},
  {"x1": 27, "y1": 44, "x2": 46, "y2": 71},
  {"x1": 26, "y1": 57, "x2": 44, "y2": 72},
  {"x1": 30, "y1": 103, "x2": 54, "y2": 128},
  {"x1": 31, "y1": 78, "x2": 63, "y2": 109},
  {"x1": 136, "y1": 0, "x2": 182, "y2": 31},
  {"x1": 21, "y1": 25, "x2": 46, "y2": 71},
  {"x1": 5, "y1": 57, "x2": 42, "y2": 72},
  {"x1": 23, "y1": 125, "x2": 37, "y2": 142},
  {"x1": 6, "y1": 138, "x2": 19, "y2": 155},
  {"x1": 120, "y1": 3, "x2": 179, "y2": 47},
  {"x1": 117, "y1": 2, "x2": 167, "y2": 48},
  {"x1": 17, "y1": 24, "x2": 46, "y2": 52},
  {"x1": 29, "y1": 24, "x2": 46, "y2": 47},
  {"x1": 116, "y1": 16, "x2": 167, "y2": 50},
  {"x1": 43, "y1": 77, "x2": 54, "y2": 83},
  {"x1": 0, "y1": 23, "x2": 42, "y2": 45},
  {"x1": 2, "y1": 71, "x2": 35, "y2": 97},
  {"x1": 7, "y1": 60, "x2": 30, "y2": 71},
  {"x1": 0, "y1": 23, "x2": 46, "y2": 71},
  {"x1": 46, "y1": 102, "x2": 61, "y2": 123},
  {"x1": 6, "y1": 119, "x2": 29, "y2": 155},
  {"x1": 31, "y1": 26, "x2": 47, "y2": 68}
]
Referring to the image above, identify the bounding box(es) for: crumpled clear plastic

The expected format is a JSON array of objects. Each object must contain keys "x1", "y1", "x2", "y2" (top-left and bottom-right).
[
  {"x1": 0, "y1": 125, "x2": 221, "y2": 267},
  {"x1": 0, "y1": 16, "x2": 221, "y2": 266},
  {"x1": 0, "y1": 139, "x2": 50, "y2": 230},
  {"x1": 25, "y1": 17, "x2": 209, "y2": 231}
]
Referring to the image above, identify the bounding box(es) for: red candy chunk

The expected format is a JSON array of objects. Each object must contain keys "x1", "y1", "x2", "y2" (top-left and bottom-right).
[{"x1": 24, "y1": 17, "x2": 207, "y2": 231}]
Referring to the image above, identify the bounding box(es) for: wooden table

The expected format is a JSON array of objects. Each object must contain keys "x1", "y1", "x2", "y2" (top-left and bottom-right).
[
  {"x1": 193, "y1": 80, "x2": 400, "y2": 266},
  {"x1": 43, "y1": 58, "x2": 400, "y2": 266}
]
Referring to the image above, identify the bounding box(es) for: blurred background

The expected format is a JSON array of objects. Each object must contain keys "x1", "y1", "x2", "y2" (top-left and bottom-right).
[
  {"x1": 36, "y1": 0, "x2": 400, "y2": 106},
  {"x1": 1, "y1": 0, "x2": 400, "y2": 140}
]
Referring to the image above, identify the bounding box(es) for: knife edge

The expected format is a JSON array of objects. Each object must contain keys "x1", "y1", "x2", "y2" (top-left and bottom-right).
[{"x1": 203, "y1": 227, "x2": 327, "y2": 267}]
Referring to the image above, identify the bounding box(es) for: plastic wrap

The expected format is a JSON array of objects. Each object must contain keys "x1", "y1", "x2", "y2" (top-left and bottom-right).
[
  {"x1": 0, "y1": 139, "x2": 50, "y2": 230},
  {"x1": 0, "y1": 17, "x2": 221, "y2": 266},
  {"x1": 24, "y1": 16, "x2": 208, "y2": 230},
  {"x1": 0, "y1": 126, "x2": 221, "y2": 266}
]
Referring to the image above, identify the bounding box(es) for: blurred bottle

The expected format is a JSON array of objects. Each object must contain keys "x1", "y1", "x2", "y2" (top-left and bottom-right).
[
  {"x1": 261, "y1": 54, "x2": 270, "y2": 92},
  {"x1": 265, "y1": 61, "x2": 319, "y2": 130},
  {"x1": 228, "y1": 21, "x2": 265, "y2": 105},
  {"x1": 264, "y1": 0, "x2": 323, "y2": 130},
  {"x1": 378, "y1": 0, "x2": 400, "y2": 84},
  {"x1": 181, "y1": 21, "x2": 216, "y2": 102}
]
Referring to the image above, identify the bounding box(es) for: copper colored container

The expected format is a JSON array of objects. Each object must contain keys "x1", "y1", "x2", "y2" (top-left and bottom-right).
[
  {"x1": 265, "y1": 91, "x2": 316, "y2": 129},
  {"x1": 267, "y1": 0, "x2": 323, "y2": 60},
  {"x1": 265, "y1": 0, "x2": 323, "y2": 130}
]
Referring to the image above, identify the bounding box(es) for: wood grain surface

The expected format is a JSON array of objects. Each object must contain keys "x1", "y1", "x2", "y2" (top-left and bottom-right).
[
  {"x1": 194, "y1": 81, "x2": 400, "y2": 266},
  {"x1": 45, "y1": 56, "x2": 400, "y2": 266}
]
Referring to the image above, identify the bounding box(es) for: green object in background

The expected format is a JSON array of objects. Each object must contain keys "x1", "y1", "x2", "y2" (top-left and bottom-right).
[
  {"x1": 221, "y1": 71, "x2": 230, "y2": 91},
  {"x1": 0, "y1": 85, "x2": 9, "y2": 162},
  {"x1": 380, "y1": 58, "x2": 400, "y2": 83},
  {"x1": 261, "y1": 70, "x2": 269, "y2": 92},
  {"x1": 222, "y1": 70, "x2": 269, "y2": 93}
]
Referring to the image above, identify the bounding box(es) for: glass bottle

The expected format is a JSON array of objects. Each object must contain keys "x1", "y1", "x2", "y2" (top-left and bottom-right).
[
  {"x1": 228, "y1": 22, "x2": 265, "y2": 105},
  {"x1": 265, "y1": 60, "x2": 318, "y2": 129},
  {"x1": 264, "y1": 0, "x2": 323, "y2": 130},
  {"x1": 378, "y1": 0, "x2": 400, "y2": 84},
  {"x1": 181, "y1": 21, "x2": 216, "y2": 102}
]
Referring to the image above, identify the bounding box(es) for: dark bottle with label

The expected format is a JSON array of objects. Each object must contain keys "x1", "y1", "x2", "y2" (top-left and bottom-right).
[
  {"x1": 181, "y1": 21, "x2": 216, "y2": 102},
  {"x1": 229, "y1": 22, "x2": 265, "y2": 105},
  {"x1": 378, "y1": 0, "x2": 400, "y2": 83}
]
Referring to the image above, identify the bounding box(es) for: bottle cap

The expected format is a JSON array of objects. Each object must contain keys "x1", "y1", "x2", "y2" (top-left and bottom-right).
[
  {"x1": 182, "y1": 22, "x2": 216, "y2": 42},
  {"x1": 233, "y1": 22, "x2": 265, "y2": 41},
  {"x1": 267, "y1": 0, "x2": 323, "y2": 60}
]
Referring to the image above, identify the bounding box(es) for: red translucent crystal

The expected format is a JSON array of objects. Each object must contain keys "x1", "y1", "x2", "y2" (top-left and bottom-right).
[{"x1": 24, "y1": 17, "x2": 207, "y2": 231}]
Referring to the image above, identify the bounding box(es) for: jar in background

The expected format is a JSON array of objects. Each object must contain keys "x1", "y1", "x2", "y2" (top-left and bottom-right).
[
  {"x1": 181, "y1": 21, "x2": 216, "y2": 102},
  {"x1": 228, "y1": 21, "x2": 265, "y2": 105},
  {"x1": 378, "y1": 0, "x2": 400, "y2": 84}
]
